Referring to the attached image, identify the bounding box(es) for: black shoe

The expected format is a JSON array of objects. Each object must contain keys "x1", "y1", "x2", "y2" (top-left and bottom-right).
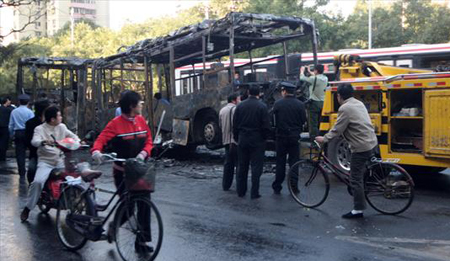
[
  {"x1": 341, "y1": 211, "x2": 364, "y2": 219},
  {"x1": 135, "y1": 240, "x2": 154, "y2": 254},
  {"x1": 251, "y1": 194, "x2": 261, "y2": 199},
  {"x1": 20, "y1": 207, "x2": 30, "y2": 222}
]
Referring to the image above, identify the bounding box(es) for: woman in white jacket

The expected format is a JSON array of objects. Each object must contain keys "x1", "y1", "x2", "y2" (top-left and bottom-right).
[{"x1": 20, "y1": 106, "x2": 80, "y2": 222}]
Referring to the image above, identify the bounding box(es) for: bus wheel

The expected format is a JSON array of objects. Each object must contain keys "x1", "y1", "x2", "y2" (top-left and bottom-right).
[
  {"x1": 327, "y1": 137, "x2": 351, "y2": 173},
  {"x1": 203, "y1": 116, "x2": 221, "y2": 149}
]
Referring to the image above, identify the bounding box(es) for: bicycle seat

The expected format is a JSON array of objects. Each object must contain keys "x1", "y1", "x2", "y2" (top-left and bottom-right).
[{"x1": 80, "y1": 169, "x2": 102, "y2": 182}]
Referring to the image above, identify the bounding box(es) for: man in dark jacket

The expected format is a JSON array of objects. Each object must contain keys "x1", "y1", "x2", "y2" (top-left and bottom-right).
[
  {"x1": 0, "y1": 97, "x2": 14, "y2": 162},
  {"x1": 25, "y1": 99, "x2": 50, "y2": 184},
  {"x1": 233, "y1": 85, "x2": 271, "y2": 199},
  {"x1": 272, "y1": 82, "x2": 307, "y2": 194}
]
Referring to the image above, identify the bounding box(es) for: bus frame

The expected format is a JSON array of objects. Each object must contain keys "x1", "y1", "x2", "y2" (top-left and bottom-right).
[{"x1": 91, "y1": 12, "x2": 319, "y2": 149}]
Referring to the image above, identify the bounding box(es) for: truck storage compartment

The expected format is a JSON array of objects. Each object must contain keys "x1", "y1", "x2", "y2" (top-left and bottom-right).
[
  {"x1": 389, "y1": 88, "x2": 423, "y2": 153},
  {"x1": 391, "y1": 119, "x2": 423, "y2": 153},
  {"x1": 390, "y1": 89, "x2": 422, "y2": 117},
  {"x1": 333, "y1": 89, "x2": 382, "y2": 113}
]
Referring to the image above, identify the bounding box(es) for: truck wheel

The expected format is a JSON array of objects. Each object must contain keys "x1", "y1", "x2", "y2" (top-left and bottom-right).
[
  {"x1": 203, "y1": 116, "x2": 222, "y2": 150},
  {"x1": 327, "y1": 137, "x2": 351, "y2": 173}
]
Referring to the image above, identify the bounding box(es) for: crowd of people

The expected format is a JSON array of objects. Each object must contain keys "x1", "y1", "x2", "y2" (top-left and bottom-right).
[
  {"x1": 219, "y1": 64, "x2": 378, "y2": 219},
  {"x1": 219, "y1": 65, "x2": 326, "y2": 199},
  {"x1": 0, "y1": 63, "x2": 379, "y2": 223},
  {"x1": 1, "y1": 91, "x2": 155, "y2": 253}
]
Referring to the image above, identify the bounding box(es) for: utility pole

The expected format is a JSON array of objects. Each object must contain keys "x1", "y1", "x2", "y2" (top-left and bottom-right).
[
  {"x1": 70, "y1": 7, "x2": 74, "y2": 47},
  {"x1": 368, "y1": 0, "x2": 372, "y2": 49},
  {"x1": 204, "y1": 3, "x2": 209, "y2": 19}
]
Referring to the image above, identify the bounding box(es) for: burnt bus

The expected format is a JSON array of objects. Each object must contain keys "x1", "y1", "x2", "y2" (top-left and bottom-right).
[{"x1": 92, "y1": 13, "x2": 319, "y2": 149}]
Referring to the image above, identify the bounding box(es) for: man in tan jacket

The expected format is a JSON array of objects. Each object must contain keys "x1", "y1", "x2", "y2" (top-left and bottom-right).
[
  {"x1": 316, "y1": 84, "x2": 378, "y2": 219},
  {"x1": 20, "y1": 106, "x2": 80, "y2": 222},
  {"x1": 219, "y1": 92, "x2": 240, "y2": 191}
]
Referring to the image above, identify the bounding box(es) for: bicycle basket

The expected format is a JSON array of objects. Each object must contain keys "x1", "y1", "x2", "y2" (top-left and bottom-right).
[{"x1": 124, "y1": 159, "x2": 156, "y2": 192}]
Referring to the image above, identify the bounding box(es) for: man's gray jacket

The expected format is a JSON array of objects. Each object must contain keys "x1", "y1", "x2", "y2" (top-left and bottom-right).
[
  {"x1": 219, "y1": 103, "x2": 237, "y2": 145},
  {"x1": 323, "y1": 97, "x2": 378, "y2": 153}
]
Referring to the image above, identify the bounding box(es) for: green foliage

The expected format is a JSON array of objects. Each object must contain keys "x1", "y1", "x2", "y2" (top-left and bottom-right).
[{"x1": 1, "y1": 0, "x2": 450, "y2": 95}]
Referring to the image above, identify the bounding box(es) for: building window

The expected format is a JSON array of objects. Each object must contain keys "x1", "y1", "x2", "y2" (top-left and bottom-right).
[
  {"x1": 73, "y1": 7, "x2": 96, "y2": 15},
  {"x1": 71, "y1": 0, "x2": 96, "y2": 3},
  {"x1": 36, "y1": 32, "x2": 42, "y2": 37}
]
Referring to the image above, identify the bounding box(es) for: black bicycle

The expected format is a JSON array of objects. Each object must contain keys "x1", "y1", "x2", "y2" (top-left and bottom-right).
[
  {"x1": 287, "y1": 141, "x2": 414, "y2": 215},
  {"x1": 55, "y1": 153, "x2": 163, "y2": 261}
]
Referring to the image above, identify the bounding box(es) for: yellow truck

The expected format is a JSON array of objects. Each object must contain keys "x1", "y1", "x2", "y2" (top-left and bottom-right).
[{"x1": 320, "y1": 55, "x2": 450, "y2": 173}]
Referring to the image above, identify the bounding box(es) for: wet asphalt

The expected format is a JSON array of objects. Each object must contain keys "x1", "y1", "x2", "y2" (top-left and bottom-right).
[{"x1": 0, "y1": 148, "x2": 449, "y2": 261}]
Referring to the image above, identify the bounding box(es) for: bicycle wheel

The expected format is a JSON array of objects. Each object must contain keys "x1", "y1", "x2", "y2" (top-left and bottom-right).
[
  {"x1": 287, "y1": 160, "x2": 330, "y2": 208},
  {"x1": 115, "y1": 195, "x2": 163, "y2": 261},
  {"x1": 365, "y1": 162, "x2": 414, "y2": 215},
  {"x1": 55, "y1": 185, "x2": 95, "y2": 250}
]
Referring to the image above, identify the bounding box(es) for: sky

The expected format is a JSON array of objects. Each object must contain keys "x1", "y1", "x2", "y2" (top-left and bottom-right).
[
  {"x1": 109, "y1": 0, "x2": 209, "y2": 31},
  {"x1": 108, "y1": 0, "x2": 358, "y2": 31}
]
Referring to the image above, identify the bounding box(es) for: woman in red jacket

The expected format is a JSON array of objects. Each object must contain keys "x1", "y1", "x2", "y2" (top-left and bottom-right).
[{"x1": 91, "y1": 90, "x2": 154, "y2": 253}]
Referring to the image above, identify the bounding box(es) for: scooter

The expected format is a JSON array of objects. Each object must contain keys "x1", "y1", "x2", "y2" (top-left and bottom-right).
[{"x1": 37, "y1": 136, "x2": 101, "y2": 213}]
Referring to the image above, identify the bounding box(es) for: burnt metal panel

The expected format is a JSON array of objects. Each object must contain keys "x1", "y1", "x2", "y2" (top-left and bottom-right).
[{"x1": 172, "y1": 119, "x2": 190, "y2": 146}]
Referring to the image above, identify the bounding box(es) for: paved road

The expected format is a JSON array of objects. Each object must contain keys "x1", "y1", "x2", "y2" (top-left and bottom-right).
[{"x1": 1, "y1": 151, "x2": 449, "y2": 261}]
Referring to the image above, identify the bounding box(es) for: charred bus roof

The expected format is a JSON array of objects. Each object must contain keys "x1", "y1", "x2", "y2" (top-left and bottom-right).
[
  {"x1": 96, "y1": 12, "x2": 318, "y2": 68},
  {"x1": 18, "y1": 57, "x2": 92, "y2": 69}
]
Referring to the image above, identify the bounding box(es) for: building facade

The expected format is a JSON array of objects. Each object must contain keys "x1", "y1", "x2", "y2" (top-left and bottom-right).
[{"x1": 0, "y1": 0, "x2": 110, "y2": 45}]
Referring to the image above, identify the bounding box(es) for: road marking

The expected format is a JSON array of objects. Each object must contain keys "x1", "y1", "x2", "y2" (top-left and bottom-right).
[{"x1": 336, "y1": 236, "x2": 450, "y2": 261}]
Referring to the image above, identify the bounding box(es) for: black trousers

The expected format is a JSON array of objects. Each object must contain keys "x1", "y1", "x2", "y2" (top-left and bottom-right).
[
  {"x1": 236, "y1": 140, "x2": 265, "y2": 197},
  {"x1": 114, "y1": 168, "x2": 152, "y2": 242},
  {"x1": 223, "y1": 143, "x2": 238, "y2": 191},
  {"x1": 273, "y1": 136, "x2": 300, "y2": 193},
  {"x1": 14, "y1": 130, "x2": 27, "y2": 176},
  {"x1": 0, "y1": 127, "x2": 9, "y2": 161},
  {"x1": 350, "y1": 150, "x2": 373, "y2": 211}
]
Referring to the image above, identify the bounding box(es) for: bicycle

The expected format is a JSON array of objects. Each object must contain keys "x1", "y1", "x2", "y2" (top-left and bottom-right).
[
  {"x1": 286, "y1": 141, "x2": 415, "y2": 215},
  {"x1": 55, "y1": 153, "x2": 163, "y2": 261}
]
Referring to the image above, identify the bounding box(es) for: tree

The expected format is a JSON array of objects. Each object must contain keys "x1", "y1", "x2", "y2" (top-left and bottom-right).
[{"x1": 53, "y1": 18, "x2": 99, "y2": 38}]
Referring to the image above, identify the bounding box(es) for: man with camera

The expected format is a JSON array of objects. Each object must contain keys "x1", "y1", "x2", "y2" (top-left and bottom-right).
[{"x1": 300, "y1": 64, "x2": 328, "y2": 142}]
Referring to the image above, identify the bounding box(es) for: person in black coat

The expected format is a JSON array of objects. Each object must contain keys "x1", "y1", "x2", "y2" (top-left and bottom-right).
[
  {"x1": 25, "y1": 99, "x2": 50, "y2": 184},
  {"x1": 272, "y1": 82, "x2": 307, "y2": 194},
  {"x1": 0, "y1": 97, "x2": 14, "y2": 162},
  {"x1": 233, "y1": 85, "x2": 271, "y2": 199}
]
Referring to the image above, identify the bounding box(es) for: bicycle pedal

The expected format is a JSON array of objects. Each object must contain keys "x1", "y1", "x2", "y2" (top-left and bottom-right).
[
  {"x1": 90, "y1": 217, "x2": 104, "y2": 226},
  {"x1": 95, "y1": 203, "x2": 108, "y2": 211}
]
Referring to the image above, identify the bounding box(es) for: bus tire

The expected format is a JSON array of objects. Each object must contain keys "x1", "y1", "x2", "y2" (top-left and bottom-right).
[
  {"x1": 203, "y1": 115, "x2": 222, "y2": 150},
  {"x1": 327, "y1": 137, "x2": 352, "y2": 173}
]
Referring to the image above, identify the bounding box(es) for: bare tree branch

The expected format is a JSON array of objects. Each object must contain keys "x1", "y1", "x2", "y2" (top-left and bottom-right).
[
  {"x1": 0, "y1": 1, "x2": 34, "y2": 8},
  {"x1": 0, "y1": 0, "x2": 47, "y2": 42}
]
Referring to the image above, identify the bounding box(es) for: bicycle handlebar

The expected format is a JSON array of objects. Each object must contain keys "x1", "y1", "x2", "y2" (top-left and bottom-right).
[{"x1": 101, "y1": 153, "x2": 126, "y2": 162}]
